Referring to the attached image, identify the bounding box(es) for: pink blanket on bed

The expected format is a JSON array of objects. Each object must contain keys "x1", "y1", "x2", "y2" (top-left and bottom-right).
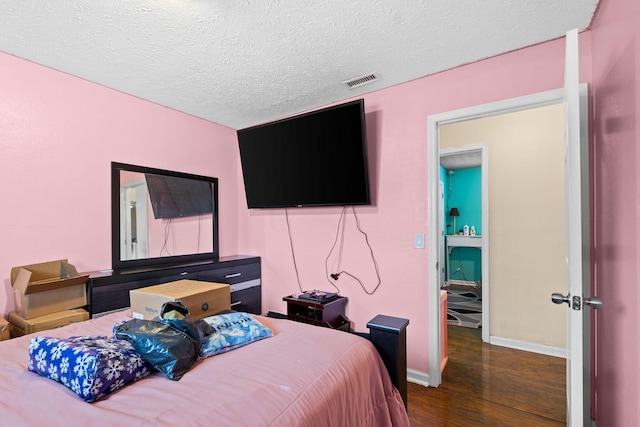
[{"x1": 0, "y1": 312, "x2": 410, "y2": 426}]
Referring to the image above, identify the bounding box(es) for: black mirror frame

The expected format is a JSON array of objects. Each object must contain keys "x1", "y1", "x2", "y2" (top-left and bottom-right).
[{"x1": 111, "y1": 162, "x2": 219, "y2": 271}]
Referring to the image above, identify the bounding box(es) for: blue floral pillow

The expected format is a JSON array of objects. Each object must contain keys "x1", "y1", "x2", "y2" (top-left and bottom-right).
[
  {"x1": 28, "y1": 335, "x2": 152, "y2": 402},
  {"x1": 200, "y1": 313, "x2": 273, "y2": 358}
]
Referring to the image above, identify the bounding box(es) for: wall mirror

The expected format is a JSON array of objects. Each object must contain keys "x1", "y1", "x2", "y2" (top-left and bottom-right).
[{"x1": 111, "y1": 162, "x2": 219, "y2": 270}]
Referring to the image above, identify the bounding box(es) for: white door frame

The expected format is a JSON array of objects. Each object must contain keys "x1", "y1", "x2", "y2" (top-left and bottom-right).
[
  {"x1": 119, "y1": 180, "x2": 148, "y2": 260},
  {"x1": 427, "y1": 87, "x2": 580, "y2": 387}
]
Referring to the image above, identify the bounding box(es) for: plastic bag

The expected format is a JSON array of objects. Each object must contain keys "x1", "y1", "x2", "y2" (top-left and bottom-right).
[{"x1": 113, "y1": 318, "x2": 212, "y2": 380}]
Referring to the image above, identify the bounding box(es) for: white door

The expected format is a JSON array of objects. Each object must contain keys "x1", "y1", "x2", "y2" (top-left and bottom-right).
[{"x1": 557, "y1": 28, "x2": 601, "y2": 426}]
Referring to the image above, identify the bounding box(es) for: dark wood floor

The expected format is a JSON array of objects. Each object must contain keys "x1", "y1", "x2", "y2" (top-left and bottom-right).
[{"x1": 407, "y1": 326, "x2": 566, "y2": 426}]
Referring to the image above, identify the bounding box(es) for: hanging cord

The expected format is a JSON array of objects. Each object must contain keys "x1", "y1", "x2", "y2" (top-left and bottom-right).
[
  {"x1": 161, "y1": 219, "x2": 173, "y2": 256},
  {"x1": 453, "y1": 250, "x2": 477, "y2": 286},
  {"x1": 324, "y1": 207, "x2": 346, "y2": 293},
  {"x1": 327, "y1": 206, "x2": 382, "y2": 295},
  {"x1": 285, "y1": 208, "x2": 304, "y2": 293}
]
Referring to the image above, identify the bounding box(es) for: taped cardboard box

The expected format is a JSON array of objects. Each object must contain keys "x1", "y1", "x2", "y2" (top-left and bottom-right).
[
  {"x1": 0, "y1": 317, "x2": 9, "y2": 341},
  {"x1": 11, "y1": 259, "x2": 88, "y2": 319},
  {"x1": 130, "y1": 280, "x2": 230, "y2": 321},
  {"x1": 8, "y1": 309, "x2": 90, "y2": 337}
]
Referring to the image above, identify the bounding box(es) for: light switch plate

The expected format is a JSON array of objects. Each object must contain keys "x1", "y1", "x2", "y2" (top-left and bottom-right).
[{"x1": 414, "y1": 233, "x2": 425, "y2": 249}]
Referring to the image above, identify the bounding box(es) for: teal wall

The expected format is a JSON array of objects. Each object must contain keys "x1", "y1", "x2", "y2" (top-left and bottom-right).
[{"x1": 443, "y1": 166, "x2": 482, "y2": 283}]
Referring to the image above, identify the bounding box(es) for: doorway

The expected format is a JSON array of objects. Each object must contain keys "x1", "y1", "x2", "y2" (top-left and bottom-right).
[
  {"x1": 119, "y1": 180, "x2": 149, "y2": 261},
  {"x1": 427, "y1": 88, "x2": 569, "y2": 387},
  {"x1": 440, "y1": 146, "x2": 488, "y2": 337}
]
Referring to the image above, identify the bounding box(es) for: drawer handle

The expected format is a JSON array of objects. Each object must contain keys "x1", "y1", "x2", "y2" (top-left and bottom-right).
[
  {"x1": 180, "y1": 271, "x2": 189, "y2": 276},
  {"x1": 230, "y1": 301, "x2": 242, "y2": 307},
  {"x1": 225, "y1": 273, "x2": 242, "y2": 279}
]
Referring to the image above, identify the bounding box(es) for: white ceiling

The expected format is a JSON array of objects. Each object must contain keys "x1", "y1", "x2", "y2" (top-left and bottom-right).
[
  {"x1": 440, "y1": 150, "x2": 482, "y2": 170},
  {"x1": 0, "y1": 0, "x2": 599, "y2": 130}
]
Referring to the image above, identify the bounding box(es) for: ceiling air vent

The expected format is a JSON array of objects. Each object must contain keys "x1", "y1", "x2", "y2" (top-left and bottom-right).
[{"x1": 342, "y1": 73, "x2": 378, "y2": 89}]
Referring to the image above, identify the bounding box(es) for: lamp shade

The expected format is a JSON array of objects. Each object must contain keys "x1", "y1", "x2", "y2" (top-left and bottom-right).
[{"x1": 449, "y1": 208, "x2": 460, "y2": 217}]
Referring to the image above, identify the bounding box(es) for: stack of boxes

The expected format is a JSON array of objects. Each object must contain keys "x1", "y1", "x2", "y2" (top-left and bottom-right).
[
  {"x1": 1, "y1": 262, "x2": 233, "y2": 341},
  {"x1": 7, "y1": 260, "x2": 89, "y2": 338},
  {"x1": 0, "y1": 317, "x2": 8, "y2": 341}
]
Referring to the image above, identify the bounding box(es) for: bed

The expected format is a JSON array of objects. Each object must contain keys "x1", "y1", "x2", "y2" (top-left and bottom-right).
[{"x1": 0, "y1": 311, "x2": 410, "y2": 426}]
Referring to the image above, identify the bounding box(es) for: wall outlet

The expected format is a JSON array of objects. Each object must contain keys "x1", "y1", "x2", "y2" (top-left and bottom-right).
[{"x1": 414, "y1": 233, "x2": 425, "y2": 249}]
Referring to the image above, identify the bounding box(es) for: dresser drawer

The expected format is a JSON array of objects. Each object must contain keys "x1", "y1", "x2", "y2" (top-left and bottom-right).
[
  {"x1": 229, "y1": 282, "x2": 261, "y2": 315},
  {"x1": 197, "y1": 262, "x2": 259, "y2": 285}
]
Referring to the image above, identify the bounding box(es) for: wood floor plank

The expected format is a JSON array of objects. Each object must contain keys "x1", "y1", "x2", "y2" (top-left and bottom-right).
[{"x1": 407, "y1": 325, "x2": 566, "y2": 426}]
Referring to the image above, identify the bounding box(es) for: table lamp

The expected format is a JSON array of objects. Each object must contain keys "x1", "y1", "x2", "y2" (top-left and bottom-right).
[{"x1": 449, "y1": 208, "x2": 460, "y2": 234}]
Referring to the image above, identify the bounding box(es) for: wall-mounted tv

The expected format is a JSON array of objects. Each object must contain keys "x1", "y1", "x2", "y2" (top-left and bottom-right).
[
  {"x1": 145, "y1": 173, "x2": 214, "y2": 219},
  {"x1": 237, "y1": 99, "x2": 371, "y2": 209}
]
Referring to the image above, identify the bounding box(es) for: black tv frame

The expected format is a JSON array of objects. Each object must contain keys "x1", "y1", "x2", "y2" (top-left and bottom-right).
[{"x1": 237, "y1": 99, "x2": 371, "y2": 209}]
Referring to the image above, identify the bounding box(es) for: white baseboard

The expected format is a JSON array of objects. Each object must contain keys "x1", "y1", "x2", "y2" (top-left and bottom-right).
[
  {"x1": 489, "y1": 336, "x2": 567, "y2": 358},
  {"x1": 407, "y1": 369, "x2": 430, "y2": 387}
]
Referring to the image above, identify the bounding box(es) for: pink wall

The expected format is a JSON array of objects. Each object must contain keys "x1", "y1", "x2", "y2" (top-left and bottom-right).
[
  {"x1": 0, "y1": 52, "x2": 239, "y2": 314},
  {"x1": 590, "y1": 0, "x2": 640, "y2": 424},
  {"x1": 238, "y1": 34, "x2": 594, "y2": 376}
]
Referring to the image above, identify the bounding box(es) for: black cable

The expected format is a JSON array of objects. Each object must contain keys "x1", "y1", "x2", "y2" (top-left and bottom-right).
[
  {"x1": 324, "y1": 207, "x2": 346, "y2": 293},
  {"x1": 161, "y1": 219, "x2": 173, "y2": 256},
  {"x1": 350, "y1": 206, "x2": 382, "y2": 295},
  {"x1": 285, "y1": 208, "x2": 304, "y2": 293},
  {"x1": 453, "y1": 249, "x2": 475, "y2": 285},
  {"x1": 326, "y1": 206, "x2": 381, "y2": 295},
  {"x1": 337, "y1": 208, "x2": 347, "y2": 272}
]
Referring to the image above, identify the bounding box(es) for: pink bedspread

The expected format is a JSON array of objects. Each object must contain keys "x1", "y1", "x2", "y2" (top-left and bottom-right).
[{"x1": 0, "y1": 312, "x2": 410, "y2": 426}]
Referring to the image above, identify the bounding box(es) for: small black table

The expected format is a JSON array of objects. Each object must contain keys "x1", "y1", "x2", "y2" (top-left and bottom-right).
[{"x1": 283, "y1": 295, "x2": 350, "y2": 331}]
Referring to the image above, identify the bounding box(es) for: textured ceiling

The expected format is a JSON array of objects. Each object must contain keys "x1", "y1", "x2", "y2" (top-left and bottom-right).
[
  {"x1": 0, "y1": 0, "x2": 599, "y2": 130},
  {"x1": 440, "y1": 151, "x2": 482, "y2": 170}
]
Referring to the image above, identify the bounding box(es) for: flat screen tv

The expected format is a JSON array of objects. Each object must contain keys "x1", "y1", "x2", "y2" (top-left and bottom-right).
[
  {"x1": 237, "y1": 99, "x2": 371, "y2": 209},
  {"x1": 145, "y1": 173, "x2": 214, "y2": 219}
]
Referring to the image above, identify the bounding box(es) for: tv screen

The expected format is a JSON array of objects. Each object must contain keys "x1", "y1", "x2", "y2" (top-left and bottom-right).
[
  {"x1": 237, "y1": 99, "x2": 371, "y2": 208},
  {"x1": 145, "y1": 174, "x2": 214, "y2": 219}
]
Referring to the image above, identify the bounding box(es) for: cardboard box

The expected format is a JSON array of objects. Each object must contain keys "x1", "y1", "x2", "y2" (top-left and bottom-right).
[
  {"x1": 130, "y1": 280, "x2": 230, "y2": 321},
  {"x1": 11, "y1": 260, "x2": 88, "y2": 319},
  {"x1": 8, "y1": 309, "x2": 90, "y2": 337},
  {"x1": 0, "y1": 317, "x2": 9, "y2": 341}
]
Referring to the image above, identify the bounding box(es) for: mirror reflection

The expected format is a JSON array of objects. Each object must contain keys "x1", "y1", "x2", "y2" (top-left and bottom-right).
[
  {"x1": 112, "y1": 163, "x2": 218, "y2": 270},
  {"x1": 119, "y1": 170, "x2": 214, "y2": 261}
]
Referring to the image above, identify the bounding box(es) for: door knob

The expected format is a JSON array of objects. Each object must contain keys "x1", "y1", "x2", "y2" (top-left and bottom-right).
[
  {"x1": 551, "y1": 293, "x2": 570, "y2": 306},
  {"x1": 552, "y1": 293, "x2": 603, "y2": 310},
  {"x1": 584, "y1": 296, "x2": 603, "y2": 309}
]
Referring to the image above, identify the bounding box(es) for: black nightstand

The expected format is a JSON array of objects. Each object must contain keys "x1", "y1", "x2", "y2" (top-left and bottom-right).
[
  {"x1": 367, "y1": 314, "x2": 409, "y2": 408},
  {"x1": 283, "y1": 295, "x2": 350, "y2": 331}
]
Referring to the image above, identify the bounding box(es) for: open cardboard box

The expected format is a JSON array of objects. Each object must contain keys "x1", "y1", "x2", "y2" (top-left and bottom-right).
[
  {"x1": 11, "y1": 259, "x2": 88, "y2": 319},
  {"x1": 130, "y1": 280, "x2": 230, "y2": 321}
]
